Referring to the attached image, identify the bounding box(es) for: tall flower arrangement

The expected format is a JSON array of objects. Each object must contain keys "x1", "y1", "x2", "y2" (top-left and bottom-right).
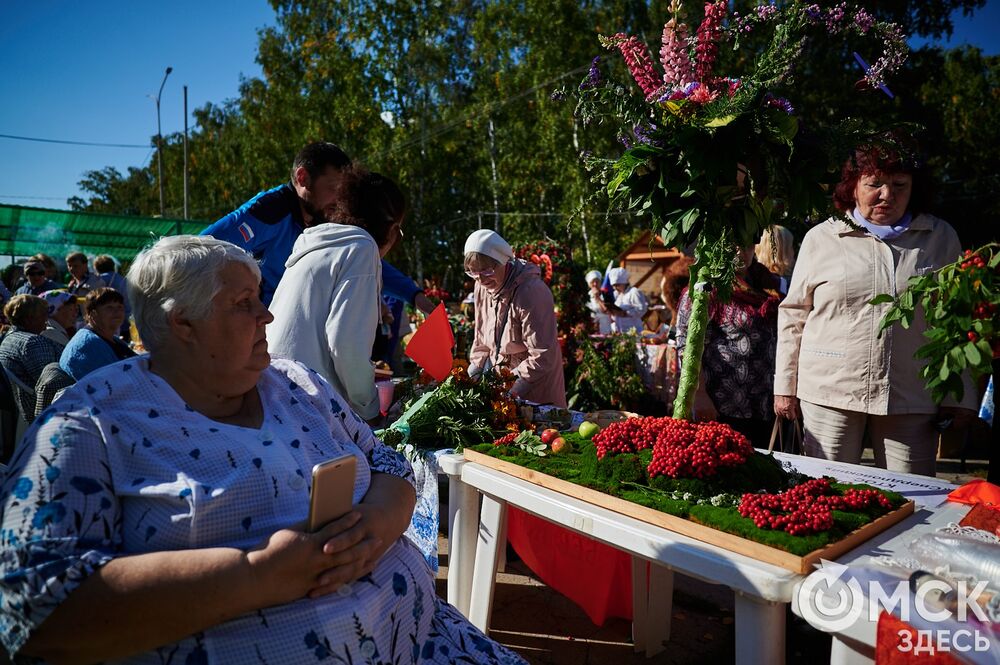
[{"x1": 558, "y1": 1, "x2": 908, "y2": 419}]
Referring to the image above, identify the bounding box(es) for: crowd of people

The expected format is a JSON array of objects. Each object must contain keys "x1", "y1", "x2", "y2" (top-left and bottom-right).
[{"x1": 0, "y1": 135, "x2": 991, "y2": 663}]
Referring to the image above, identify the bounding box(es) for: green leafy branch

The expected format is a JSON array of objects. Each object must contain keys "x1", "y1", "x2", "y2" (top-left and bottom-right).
[{"x1": 872, "y1": 242, "x2": 999, "y2": 403}]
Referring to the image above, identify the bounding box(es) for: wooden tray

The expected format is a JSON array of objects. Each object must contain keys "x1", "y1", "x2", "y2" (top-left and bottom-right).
[{"x1": 464, "y1": 449, "x2": 915, "y2": 574}]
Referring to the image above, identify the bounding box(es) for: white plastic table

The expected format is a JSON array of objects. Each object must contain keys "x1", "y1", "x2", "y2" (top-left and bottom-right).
[
  {"x1": 459, "y1": 450, "x2": 961, "y2": 664},
  {"x1": 790, "y1": 502, "x2": 976, "y2": 665}
]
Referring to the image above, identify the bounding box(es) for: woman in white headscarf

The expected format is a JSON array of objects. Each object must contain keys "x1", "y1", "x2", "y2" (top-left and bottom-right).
[
  {"x1": 607, "y1": 267, "x2": 648, "y2": 334},
  {"x1": 584, "y1": 269, "x2": 612, "y2": 335},
  {"x1": 465, "y1": 229, "x2": 566, "y2": 407}
]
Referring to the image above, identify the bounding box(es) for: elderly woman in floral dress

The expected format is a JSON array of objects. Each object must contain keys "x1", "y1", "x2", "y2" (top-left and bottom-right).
[{"x1": 0, "y1": 235, "x2": 524, "y2": 664}]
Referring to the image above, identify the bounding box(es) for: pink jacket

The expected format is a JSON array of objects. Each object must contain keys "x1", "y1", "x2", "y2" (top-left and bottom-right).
[{"x1": 469, "y1": 260, "x2": 567, "y2": 407}]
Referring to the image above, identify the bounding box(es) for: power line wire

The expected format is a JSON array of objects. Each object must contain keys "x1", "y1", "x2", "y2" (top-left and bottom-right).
[
  {"x1": 366, "y1": 63, "x2": 592, "y2": 161},
  {"x1": 0, "y1": 133, "x2": 148, "y2": 149}
]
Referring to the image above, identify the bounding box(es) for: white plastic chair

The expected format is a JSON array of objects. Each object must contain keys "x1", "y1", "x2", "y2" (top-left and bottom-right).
[{"x1": 0, "y1": 364, "x2": 34, "y2": 446}]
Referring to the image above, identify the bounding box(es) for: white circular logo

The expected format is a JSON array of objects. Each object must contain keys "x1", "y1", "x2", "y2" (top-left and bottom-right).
[{"x1": 796, "y1": 566, "x2": 865, "y2": 633}]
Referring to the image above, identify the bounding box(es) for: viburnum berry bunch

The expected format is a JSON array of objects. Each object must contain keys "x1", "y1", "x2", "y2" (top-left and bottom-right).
[
  {"x1": 593, "y1": 416, "x2": 753, "y2": 480},
  {"x1": 738, "y1": 478, "x2": 893, "y2": 536},
  {"x1": 646, "y1": 419, "x2": 753, "y2": 480},
  {"x1": 593, "y1": 416, "x2": 681, "y2": 458}
]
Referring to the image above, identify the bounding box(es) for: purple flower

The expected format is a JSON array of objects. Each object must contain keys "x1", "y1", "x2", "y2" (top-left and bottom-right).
[
  {"x1": 658, "y1": 81, "x2": 700, "y2": 102},
  {"x1": 803, "y1": 4, "x2": 822, "y2": 22},
  {"x1": 824, "y1": 2, "x2": 847, "y2": 32},
  {"x1": 633, "y1": 123, "x2": 661, "y2": 146},
  {"x1": 579, "y1": 56, "x2": 602, "y2": 91},
  {"x1": 550, "y1": 89, "x2": 566, "y2": 101},
  {"x1": 617, "y1": 132, "x2": 633, "y2": 149},
  {"x1": 853, "y1": 9, "x2": 874, "y2": 34},
  {"x1": 763, "y1": 92, "x2": 795, "y2": 114},
  {"x1": 756, "y1": 4, "x2": 778, "y2": 21}
]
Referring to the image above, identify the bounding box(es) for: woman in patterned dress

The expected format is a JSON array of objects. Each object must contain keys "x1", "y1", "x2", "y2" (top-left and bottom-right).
[{"x1": 0, "y1": 235, "x2": 524, "y2": 665}]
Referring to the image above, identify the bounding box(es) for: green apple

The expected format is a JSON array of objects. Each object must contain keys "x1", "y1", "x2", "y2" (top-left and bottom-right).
[{"x1": 578, "y1": 421, "x2": 600, "y2": 440}]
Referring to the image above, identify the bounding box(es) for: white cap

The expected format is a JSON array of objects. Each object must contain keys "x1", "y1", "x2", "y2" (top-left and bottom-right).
[
  {"x1": 585, "y1": 270, "x2": 602, "y2": 284},
  {"x1": 608, "y1": 267, "x2": 630, "y2": 285},
  {"x1": 464, "y1": 229, "x2": 513, "y2": 265}
]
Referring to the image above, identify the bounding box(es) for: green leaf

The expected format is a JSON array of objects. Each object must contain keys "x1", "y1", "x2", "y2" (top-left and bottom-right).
[
  {"x1": 704, "y1": 114, "x2": 737, "y2": 128},
  {"x1": 869, "y1": 294, "x2": 895, "y2": 305},
  {"x1": 938, "y1": 357, "x2": 949, "y2": 381},
  {"x1": 964, "y1": 341, "x2": 981, "y2": 366},
  {"x1": 680, "y1": 208, "x2": 699, "y2": 234}
]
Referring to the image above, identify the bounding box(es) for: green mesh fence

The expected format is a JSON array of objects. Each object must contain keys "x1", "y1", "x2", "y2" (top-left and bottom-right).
[{"x1": 0, "y1": 204, "x2": 208, "y2": 262}]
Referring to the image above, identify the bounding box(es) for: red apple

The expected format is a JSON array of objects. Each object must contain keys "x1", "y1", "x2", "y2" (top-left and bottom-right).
[
  {"x1": 550, "y1": 437, "x2": 572, "y2": 454},
  {"x1": 539, "y1": 428, "x2": 560, "y2": 444}
]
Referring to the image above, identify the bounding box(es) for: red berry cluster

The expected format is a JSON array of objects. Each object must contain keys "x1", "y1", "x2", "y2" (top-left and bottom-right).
[
  {"x1": 593, "y1": 416, "x2": 752, "y2": 479},
  {"x1": 738, "y1": 478, "x2": 892, "y2": 536},
  {"x1": 492, "y1": 432, "x2": 518, "y2": 447},
  {"x1": 593, "y1": 417, "x2": 690, "y2": 458},
  {"x1": 647, "y1": 420, "x2": 753, "y2": 480},
  {"x1": 960, "y1": 249, "x2": 987, "y2": 271}
]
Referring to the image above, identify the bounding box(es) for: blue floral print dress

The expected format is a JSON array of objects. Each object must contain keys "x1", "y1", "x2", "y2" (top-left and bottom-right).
[{"x1": 0, "y1": 357, "x2": 524, "y2": 664}]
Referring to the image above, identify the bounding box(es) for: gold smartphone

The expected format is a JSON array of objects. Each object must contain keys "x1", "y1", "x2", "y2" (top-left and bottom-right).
[{"x1": 307, "y1": 454, "x2": 357, "y2": 532}]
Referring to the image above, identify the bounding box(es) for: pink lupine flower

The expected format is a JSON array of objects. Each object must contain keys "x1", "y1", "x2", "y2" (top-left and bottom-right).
[
  {"x1": 610, "y1": 33, "x2": 662, "y2": 99},
  {"x1": 660, "y1": 19, "x2": 695, "y2": 87},
  {"x1": 694, "y1": 1, "x2": 728, "y2": 83}
]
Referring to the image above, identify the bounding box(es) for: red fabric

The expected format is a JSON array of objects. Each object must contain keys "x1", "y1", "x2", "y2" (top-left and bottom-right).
[
  {"x1": 404, "y1": 303, "x2": 454, "y2": 381},
  {"x1": 506, "y1": 507, "x2": 633, "y2": 626},
  {"x1": 876, "y1": 612, "x2": 962, "y2": 664},
  {"x1": 947, "y1": 479, "x2": 1000, "y2": 507}
]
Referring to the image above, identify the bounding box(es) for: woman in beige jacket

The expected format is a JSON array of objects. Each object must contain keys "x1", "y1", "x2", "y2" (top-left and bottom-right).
[
  {"x1": 774, "y1": 145, "x2": 977, "y2": 476},
  {"x1": 465, "y1": 229, "x2": 567, "y2": 407}
]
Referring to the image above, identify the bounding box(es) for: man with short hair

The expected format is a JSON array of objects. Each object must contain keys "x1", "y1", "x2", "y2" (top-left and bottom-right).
[
  {"x1": 65, "y1": 252, "x2": 105, "y2": 298},
  {"x1": 14, "y1": 261, "x2": 62, "y2": 296},
  {"x1": 201, "y1": 142, "x2": 353, "y2": 306},
  {"x1": 201, "y1": 141, "x2": 434, "y2": 313}
]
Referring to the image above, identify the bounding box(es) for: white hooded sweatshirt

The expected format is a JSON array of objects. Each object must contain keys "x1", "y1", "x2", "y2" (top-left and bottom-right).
[{"x1": 268, "y1": 223, "x2": 381, "y2": 419}]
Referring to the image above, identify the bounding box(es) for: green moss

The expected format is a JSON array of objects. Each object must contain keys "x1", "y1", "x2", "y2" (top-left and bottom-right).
[
  {"x1": 689, "y1": 504, "x2": 833, "y2": 556},
  {"x1": 464, "y1": 440, "x2": 900, "y2": 557}
]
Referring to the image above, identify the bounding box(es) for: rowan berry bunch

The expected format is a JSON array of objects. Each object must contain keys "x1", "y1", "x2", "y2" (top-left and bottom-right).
[
  {"x1": 492, "y1": 432, "x2": 519, "y2": 447},
  {"x1": 738, "y1": 478, "x2": 892, "y2": 536},
  {"x1": 646, "y1": 419, "x2": 753, "y2": 480}
]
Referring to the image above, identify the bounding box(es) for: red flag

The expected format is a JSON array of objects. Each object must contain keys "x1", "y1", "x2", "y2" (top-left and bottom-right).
[{"x1": 405, "y1": 303, "x2": 454, "y2": 381}]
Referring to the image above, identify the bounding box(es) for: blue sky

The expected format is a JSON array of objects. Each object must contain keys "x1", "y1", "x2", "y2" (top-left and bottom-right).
[
  {"x1": 0, "y1": 1, "x2": 998, "y2": 214},
  {"x1": 0, "y1": 1, "x2": 276, "y2": 212}
]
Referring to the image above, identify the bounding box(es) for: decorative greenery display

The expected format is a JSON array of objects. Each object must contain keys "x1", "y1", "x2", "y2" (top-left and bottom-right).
[
  {"x1": 873, "y1": 242, "x2": 999, "y2": 403},
  {"x1": 377, "y1": 366, "x2": 521, "y2": 459},
  {"x1": 558, "y1": 1, "x2": 909, "y2": 420},
  {"x1": 471, "y1": 432, "x2": 905, "y2": 556},
  {"x1": 568, "y1": 331, "x2": 648, "y2": 412}
]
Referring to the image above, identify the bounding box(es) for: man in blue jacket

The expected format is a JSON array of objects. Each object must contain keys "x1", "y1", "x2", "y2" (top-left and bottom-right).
[{"x1": 201, "y1": 141, "x2": 433, "y2": 314}]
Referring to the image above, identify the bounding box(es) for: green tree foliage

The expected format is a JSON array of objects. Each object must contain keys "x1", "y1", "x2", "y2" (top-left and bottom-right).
[{"x1": 70, "y1": 0, "x2": 995, "y2": 284}]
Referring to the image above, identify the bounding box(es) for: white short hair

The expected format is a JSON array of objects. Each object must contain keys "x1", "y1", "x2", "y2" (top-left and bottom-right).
[{"x1": 127, "y1": 235, "x2": 260, "y2": 352}]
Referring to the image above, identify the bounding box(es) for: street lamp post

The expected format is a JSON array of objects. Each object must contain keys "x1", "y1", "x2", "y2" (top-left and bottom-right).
[{"x1": 151, "y1": 67, "x2": 173, "y2": 218}]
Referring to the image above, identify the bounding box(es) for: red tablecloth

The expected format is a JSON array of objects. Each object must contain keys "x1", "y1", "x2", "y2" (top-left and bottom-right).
[
  {"x1": 876, "y1": 612, "x2": 962, "y2": 664},
  {"x1": 506, "y1": 507, "x2": 633, "y2": 625}
]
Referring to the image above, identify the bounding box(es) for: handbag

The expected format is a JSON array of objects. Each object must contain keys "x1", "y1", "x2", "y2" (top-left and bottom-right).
[{"x1": 767, "y1": 417, "x2": 803, "y2": 454}]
